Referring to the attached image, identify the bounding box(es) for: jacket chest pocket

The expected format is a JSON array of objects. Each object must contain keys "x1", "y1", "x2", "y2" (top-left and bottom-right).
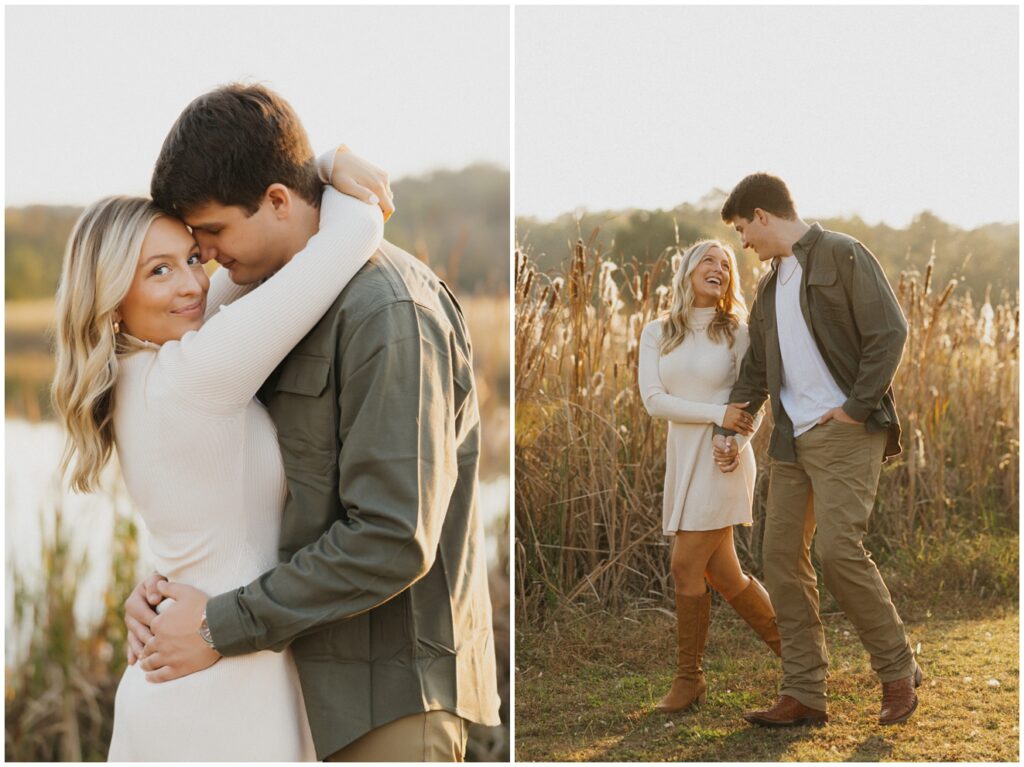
[
  {"x1": 270, "y1": 354, "x2": 337, "y2": 471},
  {"x1": 807, "y1": 268, "x2": 849, "y2": 322}
]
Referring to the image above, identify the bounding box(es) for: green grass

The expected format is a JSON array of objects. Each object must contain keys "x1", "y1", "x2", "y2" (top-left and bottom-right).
[{"x1": 515, "y1": 595, "x2": 1019, "y2": 762}]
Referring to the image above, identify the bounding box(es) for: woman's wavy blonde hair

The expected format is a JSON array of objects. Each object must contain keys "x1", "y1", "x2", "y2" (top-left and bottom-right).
[
  {"x1": 52, "y1": 196, "x2": 162, "y2": 493},
  {"x1": 660, "y1": 239, "x2": 747, "y2": 355}
]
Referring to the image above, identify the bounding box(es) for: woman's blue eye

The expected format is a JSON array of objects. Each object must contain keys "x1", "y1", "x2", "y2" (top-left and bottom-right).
[
  {"x1": 153, "y1": 265, "x2": 170, "y2": 276},
  {"x1": 188, "y1": 253, "x2": 202, "y2": 265}
]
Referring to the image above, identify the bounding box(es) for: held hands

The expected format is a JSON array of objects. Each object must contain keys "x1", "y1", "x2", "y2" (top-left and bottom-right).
[
  {"x1": 330, "y1": 146, "x2": 395, "y2": 221},
  {"x1": 818, "y1": 406, "x2": 864, "y2": 425},
  {"x1": 722, "y1": 401, "x2": 754, "y2": 435},
  {"x1": 133, "y1": 581, "x2": 220, "y2": 683},
  {"x1": 712, "y1": 434, "x2": 740, "y2": 473}
]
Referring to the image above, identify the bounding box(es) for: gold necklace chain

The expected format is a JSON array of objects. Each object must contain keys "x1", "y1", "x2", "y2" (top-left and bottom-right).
[{"x1": 778, "y1": 257, "x2": 799, "y2": 286}]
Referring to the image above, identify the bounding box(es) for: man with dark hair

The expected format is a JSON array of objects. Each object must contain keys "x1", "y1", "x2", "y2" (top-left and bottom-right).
[
  {"x1": 151, "y1": 83, "x2": 325, "y2": 217},
  {"x1": 125, "y1": 83, "x2": 501, "y2": 761},
  {"x1": 719, "y1": 172, "x2": 798, "y2": 223},
  {"x1": 713, "y1": 172, "x2": 922, "y2": 727}
]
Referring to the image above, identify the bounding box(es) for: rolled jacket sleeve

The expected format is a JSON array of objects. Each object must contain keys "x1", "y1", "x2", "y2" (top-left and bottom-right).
[{"x1": 206, "y1": 300, "x2": 459, "y2": 654}]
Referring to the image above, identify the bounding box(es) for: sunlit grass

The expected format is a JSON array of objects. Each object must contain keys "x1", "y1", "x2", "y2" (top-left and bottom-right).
[
  {"x1": 5, "y1": 298, "x2": 55, "y2": 332},
  {"x1": 516, "y1": 598, "x2": 1019, "y2": 762}
]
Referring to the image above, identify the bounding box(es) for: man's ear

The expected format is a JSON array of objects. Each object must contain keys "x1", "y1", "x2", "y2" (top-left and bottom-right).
[
  {"x1": 753, "y1": 207, "x2": 771, "y2": 226},
  {"x1": 264, "y1": 184, "x2": 293, "y2": 219}
]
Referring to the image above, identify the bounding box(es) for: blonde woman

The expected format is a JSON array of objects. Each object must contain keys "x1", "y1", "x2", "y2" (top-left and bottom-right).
[
  {"x1": 52, "y1": 148, "x2": 386, "y2": 760},
  {"x1": 638, "y1": 239, "x2": 780, "y2": 714}
]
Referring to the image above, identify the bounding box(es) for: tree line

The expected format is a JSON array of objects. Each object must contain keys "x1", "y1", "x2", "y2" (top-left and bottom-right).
[
  {"x1": 5, "y1": 164, "x2": 510, "y2": 301},
  {"x1": 517, "y1": 196, "x2": 1018, "y2": 303}
]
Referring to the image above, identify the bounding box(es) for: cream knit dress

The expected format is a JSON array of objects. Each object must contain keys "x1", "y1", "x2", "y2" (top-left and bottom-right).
[
  {"x1": 638, "y1": 307, "x2": 763, "y2": 534},
  {"x1": 105, "y1": 188, "x2": 383, "y2": 761}
]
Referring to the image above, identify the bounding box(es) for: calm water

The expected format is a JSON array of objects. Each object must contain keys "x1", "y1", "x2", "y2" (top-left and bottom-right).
[{"x1": 4, "y1": 418, "x2": 509, "y2": 666}]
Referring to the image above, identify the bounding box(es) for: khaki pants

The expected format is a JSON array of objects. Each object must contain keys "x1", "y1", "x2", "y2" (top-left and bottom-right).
[
  {"x1": 325, "y1": 711, "x2": 469, "y2": 762},
  {"x1": 763, "y1": 419, "x2": 915, "y2": 710}
]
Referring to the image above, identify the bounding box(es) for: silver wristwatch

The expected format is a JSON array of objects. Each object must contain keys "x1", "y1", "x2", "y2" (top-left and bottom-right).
[{"x1": 198, "y1": 608, "x2": 216, "y2": 649}]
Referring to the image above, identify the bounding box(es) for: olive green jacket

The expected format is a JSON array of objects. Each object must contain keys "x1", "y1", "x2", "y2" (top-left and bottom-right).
[
  {"x1": 205, "y1": 240, "x2": 501, "y2": 758},
  {"x1": 716, "y1": 224, "x2": 907, "y2": 462}
]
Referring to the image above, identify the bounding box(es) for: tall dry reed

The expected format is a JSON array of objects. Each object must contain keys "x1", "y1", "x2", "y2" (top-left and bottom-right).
[
  {"x1": 515, "y1": 240, "x2": 1018, "y2": 622},
  {"x1": 5, "y1": 510, "x2": 140, "y2": 760}
]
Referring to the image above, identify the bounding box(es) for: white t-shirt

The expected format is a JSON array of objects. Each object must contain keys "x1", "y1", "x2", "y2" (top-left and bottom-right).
[{"x1": 775, "y1": 255, "x2": 847, "y2": 437}]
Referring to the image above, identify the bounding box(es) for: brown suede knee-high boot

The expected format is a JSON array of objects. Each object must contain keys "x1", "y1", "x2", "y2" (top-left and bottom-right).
[
  {"x1": 726, "y1": 575, "x2": 782, "y2": 657},
  {"x1": 655, "y1": 590, "x2": 711, "y2": 713}
]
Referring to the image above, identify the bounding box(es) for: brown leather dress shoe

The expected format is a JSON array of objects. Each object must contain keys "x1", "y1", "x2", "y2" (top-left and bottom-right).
[
  {"x1": 879, "y1": 665, "x2": 924, "y2": 725},
  {"x1": 743, "y1": 695, "x2": 828, "y2": 727}
]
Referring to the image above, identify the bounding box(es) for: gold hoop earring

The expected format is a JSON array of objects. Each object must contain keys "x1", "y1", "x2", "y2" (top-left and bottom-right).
[{"x1": 113, "y1": 320, "x2": 121, "y2": 334}]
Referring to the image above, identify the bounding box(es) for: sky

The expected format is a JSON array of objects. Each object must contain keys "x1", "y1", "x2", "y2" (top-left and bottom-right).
[
  {"x1": 516, "y1": 5, "x2": 1019, "y2": 230},
  {"x1": 5, "y1": 5, "x2": 509, "y2": 206}
]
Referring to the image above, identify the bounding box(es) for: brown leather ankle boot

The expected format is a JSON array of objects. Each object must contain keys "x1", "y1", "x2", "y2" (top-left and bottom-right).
[
  {"x1": 726, "y1": 575, "x2": 782, "y2": 657},
  {"x1": 655, "y1": 590, "x2": 711, "y2": 713},
  {"x1": 879, "y1": 664, "x2": 924, "y2": 725}
]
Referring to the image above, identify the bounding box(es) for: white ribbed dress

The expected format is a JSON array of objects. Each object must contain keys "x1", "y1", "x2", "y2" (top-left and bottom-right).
[
  {"x1": 105, "y1": 188, "x2": 383, "y2": 762},
  {"x1": 638, "y1": 308, "x2": 763, "y2": 534}
]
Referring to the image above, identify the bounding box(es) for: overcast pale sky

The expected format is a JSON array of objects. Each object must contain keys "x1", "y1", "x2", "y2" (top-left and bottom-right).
[
  {"x1": 516, "y1": 5, "x2": 1018, "y2": 229},
  {"x1": 6, "y1": 5, "x2": 509, "y2": 206}
]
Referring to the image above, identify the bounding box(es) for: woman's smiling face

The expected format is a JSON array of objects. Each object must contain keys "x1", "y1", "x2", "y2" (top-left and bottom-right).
[
  {"x1": 689, "y1": 245, "x2": 732, "y2": 307},
  {"x1": 115, "y1": 216, "x2": 209, "y2": 345}
]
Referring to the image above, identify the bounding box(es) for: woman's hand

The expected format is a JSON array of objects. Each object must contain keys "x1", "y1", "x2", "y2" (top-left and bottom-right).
[
  {"x1": 329, "y1": 146, "x2": 395, "y2": 221},
  {"x1": 124, "y1": 571, "x2": 167, "y2": 664},
  {"x1": 722, "y1": 401, "x2": 754, "y2": 435},
  {"x1": 712, "y1": 434, "x2": 740, "y2": 473}
]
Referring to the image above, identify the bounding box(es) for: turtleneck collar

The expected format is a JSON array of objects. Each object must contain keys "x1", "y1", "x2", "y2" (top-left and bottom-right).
[{"x1": 689, "y1": 304, "x2": 717, "y2": 328}]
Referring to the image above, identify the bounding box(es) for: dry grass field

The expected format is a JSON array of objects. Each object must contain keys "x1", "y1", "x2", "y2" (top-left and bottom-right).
[
  {"x1": 516, "y1": 598, "x2": 1018, "y2": 762},
  {"x1": 513, "y1": 238, "x2": 1018, "y2": 761},
  {"x1": 459, "y1": 293, "x2": 510, "y2": 480},
  {"x1": 515, "y1": 239, "x2": 1017, "y2": 612}
]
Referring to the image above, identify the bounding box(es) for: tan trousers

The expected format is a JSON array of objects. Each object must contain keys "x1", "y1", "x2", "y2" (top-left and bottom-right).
[
  {"x1": 325, "y1": 711, "x2": 469, "y2": 762},
  {"x1": 763, "y1": 419, "x2": 915, "y2": 710}
]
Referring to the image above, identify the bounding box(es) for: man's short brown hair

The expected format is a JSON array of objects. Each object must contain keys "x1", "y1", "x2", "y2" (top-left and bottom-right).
[
  {"x1": 721, "y1": 173, "x2": 798, "y2": 223},
  {"x1": 151, "y1": 83, "x2": 321, "y2": 218}
]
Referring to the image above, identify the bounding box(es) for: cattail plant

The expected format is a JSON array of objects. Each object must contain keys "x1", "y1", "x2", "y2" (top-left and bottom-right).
[{"x1": 516, "y1": 238, "x2": 1018, "y2": 623}]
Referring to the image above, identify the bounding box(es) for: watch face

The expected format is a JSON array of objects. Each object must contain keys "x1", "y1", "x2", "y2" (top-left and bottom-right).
[{"x1": 199, "y1": 614, "x2": 214, "y2": 645}]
